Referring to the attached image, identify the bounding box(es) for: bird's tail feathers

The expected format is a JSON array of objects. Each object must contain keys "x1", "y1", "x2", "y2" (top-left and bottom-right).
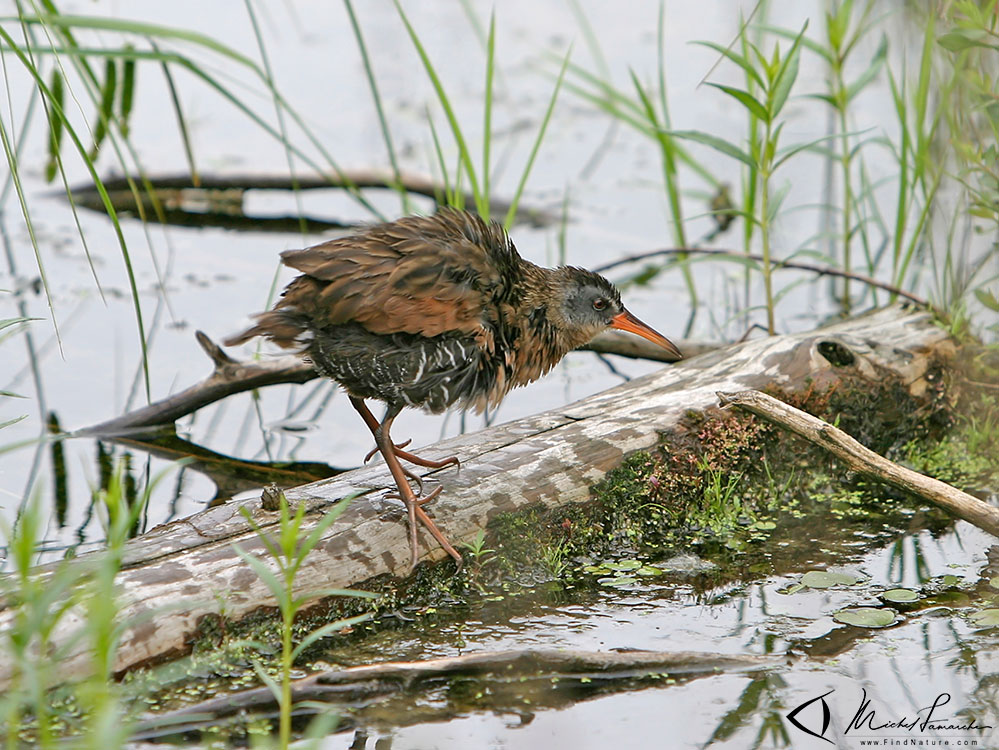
[{"x1": 222, "y1": 309, "x2": 312, "y2": 350}]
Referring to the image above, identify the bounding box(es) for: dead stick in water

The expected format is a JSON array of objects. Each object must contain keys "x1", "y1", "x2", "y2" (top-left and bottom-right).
[
  {"x1": 717, "y1": 389, "x2": 999, "y2": 537},
  {"x1": 132, "y1": 647, "x2": 778, "y2": 735}
]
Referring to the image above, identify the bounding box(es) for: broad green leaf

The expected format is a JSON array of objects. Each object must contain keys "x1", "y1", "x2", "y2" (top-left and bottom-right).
[
  {"x1": 881, "y1": 588, "x2": 919, "y2": 603},
  {"x1": 233, "y1": 545, "x2": 284, "y2": 605},
  {"x1": 846, "y1": 34, "x2": 887, "y2": 103},
  {"x1": 693, "y1": 40, "x2": 764, "y2": 88},
  {"x1": 669, "y1": 130, "x2": 755, "y2": 168},
  {"x1": 119, "y1": 48, "x2": 136, "y2": 136},
  {"x1": 771, "y1": 23, "x2": 807, "y2": 119},
  {"x1": 599, "y1": 576, "x2": 638, "y2": 587},
  {"x1": 974, "y1": 288, "x2": 999, "y2": 312},
  {"x1": 834, "y1": 607, "x2": 895, "y2": 628},
  {"x1": 291, "y1": 613, "x2": 373, "y2": 661},
  {"x1": 938, "y1": 29, "x2": 994, "y2": 52},
  {"x1": 706, "y1": 83, "x2": 769, "y2": 122},
  {"x1": 251, "y1": 659, "x2": 282, "y2": 703},
  {"x1": 969, "y1": 608, "x2": 999, "y2": 628},
  {"x1": 636, "y1": 566, "x2": 664, "y2": 576},
  {"x1": 604, "y1": 559, "x2": 642, "y2": 571},
  {"x1": 801, "y1": 570, "x2": 862, "y2": 589},
  {"x1": 45, "y1": 68, "x2": 64, "y2": 182}
]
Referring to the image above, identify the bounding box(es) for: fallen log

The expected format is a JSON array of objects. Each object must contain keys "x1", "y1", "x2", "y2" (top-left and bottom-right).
[{"x1": 0, "y1": 305, "x2": 954, "y2": 687}]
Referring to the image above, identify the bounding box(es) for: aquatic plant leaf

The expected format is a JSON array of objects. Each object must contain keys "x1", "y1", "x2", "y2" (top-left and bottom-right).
[
  {"x1": 969, "y1": 609, "x2": 999, "y2": 628},
  {"x1": 801, "y1": 570, "x2": 862, "y2": 589},
  {"x1": 834, "y1": 607, "x2": 895, "y2": 628},
  {"x1": 605, "y1": 559, "x2": 642, "y2": 571},
  {"x1": 881, "y1": 588, "x2": 919, "y2": 603}
]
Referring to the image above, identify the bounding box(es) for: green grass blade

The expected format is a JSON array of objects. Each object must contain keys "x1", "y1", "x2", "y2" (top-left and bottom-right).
[
  {"x1": 770, "y1": 22, "x2": 807, "y2": 119},
  {"x1": 482, "y1": 9, "x2": 496, "y2": 221},
  {"x1": 694, "y1": 40, "x2": 767, "y2": 86},
  {"x1": 118, "y1": 46, "x2": 135, "y2": 136},
  {"x1": 503, "y1": 45, "x2": 570, "y2": 229},
  {"x1": 394, "y1": 0, "x2": 482, "y2": 215},
  {"x1": 43, "y1": 66, "x2": 63, "y2": 181},
  {"x1": 706, "y1": 82, "x2": 769, "y2": 122},
  {"x1": 87, "y1": 56, "x2": 116, "y2": 160},
  {"x1": 344, "y1": 0, "x2": 409, "y2": 213},
  {"x1": 151, "y1": 39, "x2": 198, "y2": 185},
  {"x1": 290, "y1": 613, "x2": 372, "y2": 662},
  {"x1": 669, "y1": 129, "x2": 756, "y2": 168}
]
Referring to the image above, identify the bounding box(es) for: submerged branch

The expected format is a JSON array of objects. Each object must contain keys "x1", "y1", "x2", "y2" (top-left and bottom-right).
[
  {"x1": 594, "y1": 247, "x2": 928, "y2": 306},
  {"x1": 68, "y1": 170, "x2": 557, "y2": 229},
  {"x1": 132, "y1": 647, "x2": 778, "y2": 737},
  {"x1": 717, "y1": 389, "x2": 999, "y2": 537}
]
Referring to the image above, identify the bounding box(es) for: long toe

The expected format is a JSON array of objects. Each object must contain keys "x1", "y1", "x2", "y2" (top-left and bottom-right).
[{"x1": 395, "y1": 448, "x2": 460, "y2": 471}]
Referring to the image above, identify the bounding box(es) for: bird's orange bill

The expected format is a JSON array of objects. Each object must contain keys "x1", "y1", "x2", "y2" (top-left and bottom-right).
[{"x1": 611, "y1": 310, "x2": 683, "y2": 359}]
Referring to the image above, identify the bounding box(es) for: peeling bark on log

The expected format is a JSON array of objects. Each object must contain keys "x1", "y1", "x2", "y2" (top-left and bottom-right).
[{"x1": 0, "y1": 305, "x2": 954, "y2": 687}]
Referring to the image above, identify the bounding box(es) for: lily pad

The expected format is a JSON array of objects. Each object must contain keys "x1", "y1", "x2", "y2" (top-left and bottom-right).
[
  {"x1": 834, "y1": 607, "x2": 896, "y2": 628},
  {"x1": 636, "y1": 566, "x2": 664, "y2": 577},
  {"x1": 969, "y1": 608, "x2": 999, "y2": 628},
  {"x1": 582, "y1": 565, "x2": 611, "y2": 575},
  {"x1": 989, "y1": 576, "x2": 999, "y2": 591},
  {"x1": 604, "y1": 559, "x2": 642, "y2": 571},
  {"x1": 881, "y1": 588, "x2": 919, "y2": 603},
  {"x1": 599, "y1": 576, "x2": 638, "y2": 587},
  {"x1": 801, "y1": 570, "x2": 862, "y2": 589}
]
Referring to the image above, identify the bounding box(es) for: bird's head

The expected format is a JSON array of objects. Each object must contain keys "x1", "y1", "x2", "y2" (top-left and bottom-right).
[{"x1": 547, "y1": 267, "x2": 682, "y2": 358}]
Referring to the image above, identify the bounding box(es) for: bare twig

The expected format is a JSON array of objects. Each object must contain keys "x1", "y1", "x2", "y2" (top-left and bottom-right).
[
  {"x1": 594, "y1": 247, "x2": 928, "y2": 306},
  {"x1": 76, "y1": 331, "x2": 315, "y2": 436},
  {"x1": 717, "y1": 389, "x2": 999, "y2": 537}
]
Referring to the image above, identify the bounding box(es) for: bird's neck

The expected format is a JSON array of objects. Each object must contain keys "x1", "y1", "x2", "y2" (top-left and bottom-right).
[{"x1": 502, "y1": 265, "x2": 584, "y2": 383}]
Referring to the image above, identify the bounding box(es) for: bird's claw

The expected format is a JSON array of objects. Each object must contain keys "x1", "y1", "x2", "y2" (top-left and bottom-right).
[{"x1": 365, "y1": 439, "x2": 413, "y2": 464}]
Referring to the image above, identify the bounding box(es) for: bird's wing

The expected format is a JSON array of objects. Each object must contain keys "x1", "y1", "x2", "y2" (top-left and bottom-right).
[{"x1": 278, "y1": 210, "x2": 519, "y2": 344}]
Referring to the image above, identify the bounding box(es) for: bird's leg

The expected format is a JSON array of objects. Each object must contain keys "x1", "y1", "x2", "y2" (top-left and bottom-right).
[
  {"x1": 350, "y1": 397, "x2": 460, "y2": 472},
  {"x1": 350, "y1": 398, "x2": 462, "y2": 569}
]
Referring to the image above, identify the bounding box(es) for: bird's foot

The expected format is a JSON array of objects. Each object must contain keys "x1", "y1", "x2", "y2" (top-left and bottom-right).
[
  {"x1": 388, "y1": 485, "x2": 442, "y2": 507},
  {"x1": 385, "y1": 485, "x2": 461, "y2": 570},
  {"x1": 364, "y1": 440, "x2": 460, "y2": 472}
]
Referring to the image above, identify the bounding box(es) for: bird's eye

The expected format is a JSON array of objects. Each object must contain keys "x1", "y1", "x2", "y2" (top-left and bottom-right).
[{"x1": 592, "y1": 298, "x2": 607, "y2": 311}]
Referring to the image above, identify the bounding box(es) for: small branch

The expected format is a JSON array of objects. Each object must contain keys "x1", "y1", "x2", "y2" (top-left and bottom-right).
[
  {"x1": 594, "y1": 247, "x2": 928, "y2": 307},
  {"x1": 132, "y1": 647, "x2": 777, "y2": 735},
  {"x1": 717, "y1": 389, "x2": 999, "y2": 537},
  {"x1": 76, "y1": 331, "x2": 315, "y2": 436},
  {"x1": 77, "y1": 330, "x2": 701, "y2": 435},
  {"x1": 582, "y1": 331, "x2": 715, "y2": 362}
]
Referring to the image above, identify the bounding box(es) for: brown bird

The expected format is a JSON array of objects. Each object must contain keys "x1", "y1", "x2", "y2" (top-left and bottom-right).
[{"x1": 226, "y1": 208, "x2": 681, "y2": 570}]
